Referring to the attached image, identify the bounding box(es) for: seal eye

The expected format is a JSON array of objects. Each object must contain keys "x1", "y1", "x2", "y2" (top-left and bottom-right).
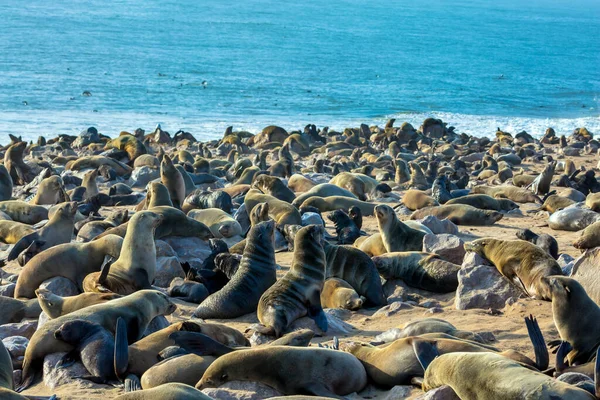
[
  {"x1": 48, "y1": 302, "x2": 53, "y2": 307},
  {"x1": 220, "y1": 373, "x2": 228, "y2": 381}
]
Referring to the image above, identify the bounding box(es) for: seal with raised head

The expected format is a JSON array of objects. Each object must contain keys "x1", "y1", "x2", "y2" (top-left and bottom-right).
[
  {"x1": 245, "y1": 189, "x2": 301, "y2": 226},
  {"x1": 193, "y1": 220, "x2": 277, "y2": 319},
  {"x1": 30, "y1": 175, "x2": 69, "y2": 205},
  {"x1": 161, "y1": 154, "x2": 185, "y2": 209},
  {"x1": 327, "y1": 209, "x2": 360, "y2": 245},
  {"x1": 196, "y1": 346, "x2": 367, "y2": 398},
  {"x1": 375, "y1": 204, "x2": 426, "y2": 252},
  {"x1": 516, "y1": 228, "x2": 559, "y2": 259},
  {"x1": 83, "y1": 211, "x2": 162, "y2": 295},
  {"x1": 371, "y1": 252, "x2": 460, "y2": 293},
  {"x1": 464, "y1": 238, "x2": 563, "y2": 300},
  {"x1": 257, "y1": 225, "x2": 327, "y2": 337},
  {"x1": 252, "y1": 174, "x2": 296, "y2": 203},
  {"x1": 14, "y1": 234, "x2": 123, "y2": 299}
]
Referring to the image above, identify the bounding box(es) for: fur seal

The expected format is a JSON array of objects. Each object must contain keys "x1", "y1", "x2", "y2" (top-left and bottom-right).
[
  {"x1": 446, "y1": 194, "x2": 519, "y2": 211},
  {"x1": 140, "y1": 354, "x2": 215, "y2": 390},
  {"x1": 321, "y1": 278, "x2": 363, "y2": 311},
  {"x1": 187, "y1": 208, "x2": 242, "y2": 239},
  {"x1": 288, "y1": 174, "x2": 317, "y2": 193},
  {"x1": 322, "y1": 241, "x2": 386, "y2": 306},
  {"x1": 371, "y1": 318, "x2": 485, "y2": 345},
  {"x1": 300, "y1": 196, "x2": 376, "y2": 216},
  {"x1": 252, "y1": 174, "x2": 296, "y2": 203},
  {"x1": 0, "y1": 295, "x2": 41, "y2": 325},
  {"x1": 113, "y1": 383, "x2": 212, "y2": 399},
  {"x1": 15, "y1": 234, "x2": 123, "y2": 299},
  {"x1": 81, "y1": 168, "x2": 99, "y2": 199},
  {"x1": 67, "y1": 155, "x2": 132, "y2": 176},
  {"x1": 245, "y1": 189, "x2": 301, "y2": 225},
  {"x1": 573, "y1": 221, "x2": 600, "y2": 250},
  {"x1": 7, "y1": 201, "x2": 78, "y2": 263},
  {"x1": 416, "y1": 348, "x2": 593, "y2": 399},
  {"x1": 193, "y1": 220, "x2": 277, "y2": 319},
  {"x1": 410, "y1": 204, "x2": 503, "y2": 226},
  {"x1": 291, "y1": 183, "x2": 357, "y2": 207},
  {"x1": 182, "y1": 189, "x2": 233, "y2": 214},
  {"x1": 18, "y1": 290, "x2": 176, "y2": 391},
  {"x1": 0, "y1": 165, "x2": 13, "y2": 202},
  {"x1": 30, "y1": 175, "x2": 69, "y2": 205},
  {"x1": 35, "y1": 288, "x2": 120, "y2": 318},
  {"x1": 372, "y1": 252, "x2": 460, "y2": 292},
  {"x1": 326, "y1": 209, "x2": 360, "y2": 245},
  {"x1": 516, "y1": 229, "x2": 559, "y2": 259},
  {"x1": 196, "y1": 346, "x2": 367, "y2": 397},
  {"x1": 0, "y1": 201, "x2": 48, "y2": 224},
  {"x1": 548, "y1": 208, "x2": 600, "y2": 231},
  {"x1": 471, "y1": 185, "x2": 540, "y2": 203},
  {"x1": 402, "y1": 190, "x2": 439, "y2": 211},
  {"x1": 529, "y1": 161, "x2": 556, "y2": 195},
  {"x1": 167, "y1": 277, "x2": 209, "y2": 304},
  {"x1": 330, "y1": 172, "x2": 380, "y2": 201},
  {"x1": 375, "y1": 204, "x2": 426, "y2": 252},
  {"x1": 161, "y1": 154, "x2": 185, "y2": 209},
  {"x1": 0, "y1": 220, "x2": 35, "y2": 244},
  {"x1": 83, "y1": 211, "x2": 162, "y2": 295},
  {"x1": 257, "y1": 225, "x2": 327, "y2": 336},
  {"x1": 464, "y1": 238, "x2": 562, "y2": 300},
  {"x1": 77, "y1": 209, "x2": 129, "y2": 242}
]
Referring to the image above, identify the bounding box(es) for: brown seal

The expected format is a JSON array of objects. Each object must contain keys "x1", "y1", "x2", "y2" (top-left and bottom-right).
[
  {"x1": 76, "y1": 209, "x2": 129, "y2": 242},
  {"x1": 0, "y1": 165, "x2": 13, "y2": 202},
  {"x1": 257, "y1": 225, "x2": 327, "y2": 337},
  {"x1": 402, "y1": 190, "x2": 439, "y2": 210},
  {"x1": 375, "y1": 204, "x2": 426, "y2": 252},
  {"x1": 18, "y1": 290, "x2": 176, "y2": 391},
  {"x1": 67, "y1": 155, "x2": 133, "y2": 176},
  {"x1": 446, "y1": 194, "x2": 519, "y2": 211},
  {"x1": 320, "y1": 278, "x2": 363, "y2": 311},
  {"x1": 464, "y1": 238, "x2": 562, "y2": 300},
  {"x1": 573, "y1": 221, "x2": 600, "y2": 250},
  {"x1": 291, "y1": 183, "x2": 357, "y2": 207},
  {"x1": 81, "y1": 168, "x2": 99, "y2": 199},
  {"x1": 245, "y1": 188, "x2": 301, "y2": 225},
  {"x1": 371, "y1": 252, "x2": 460, "y2": 292},
  {"x1": 187, "y1": 208, "x2": 243, "y2": 239},
  {"x1": 410, "y1": 204, "x2": 503, "y2": 226},
  {"x1": 161, "y1": 154, "x2": 185, "y2": 209},
  {"x1": 252, "y1": 174, "x2": 296, "y2": 203},
  {"x1": 196, "y1": 346, "x2": 367, "y2": 397},
  {"x1": 0, "y1": 201, "x2": 48, "y2": 224},
  {"x1": 300, "y1": 196, "x2": 376, "y2": 216},
  {"x1": 471, "y1": 185, "x2": 540, "y2": 203},
  {"x1": 140, "y1": 354, "x2": 215, "y2": 390},
  {"x1": 288, "y1": 174, "x2": 317, "y2": 193},
  {"x1": 192, "y1": 220, "x2": 277, "y2": 319},
  {"x1": 0, "y1": 295, "x2": 41, "y2": 325},
  {"x1": 329, "y1": 172, "x2": 379, "y2": 201},
  {"x1": 0, "y1": 220, "x2": 35, "y2": 244},
  {"x1": 35, "y1": 288, "x2": 120, "y2": 318},
  {"x1": 14, "y1": 234, "x2": 123, "y2": 299},
  {"x1": 30, "y1": 175, "x2": 69, "y2": 205},
  {"x1": 83, "y1": 211, "x2": 162, "y2": 295}
]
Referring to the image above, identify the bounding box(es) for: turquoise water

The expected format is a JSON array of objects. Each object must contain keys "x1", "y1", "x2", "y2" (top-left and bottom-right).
[{"x1": 1, "y1": 0, "x2": 599, "y2": 142}]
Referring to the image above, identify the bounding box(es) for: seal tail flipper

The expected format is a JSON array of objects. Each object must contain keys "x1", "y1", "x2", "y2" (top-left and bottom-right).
[
  {"x1": 524, "y1": 314, "x2": 549, "y2": 370},
  {"x1": 412, "y1": 339, "x2": 440, "y2": 371},
  {"x1": 555, "y1": 341, "x2": 572, "y2": 372},
  {"x1": 114, "y1": 317, "x2": 128, "y2": 381},
  {"x1": 169, "y1": 332, "x2": 233, "y2": 357},
  {"x1": 124, "y1": 374, "x2": 141, "y2": 392},
  {"x1": 16, "y1": 359, "x2": 41, "y2": 392},
  {"x1": 7, "y1": 232, "x2": 38, "y2": 262}
]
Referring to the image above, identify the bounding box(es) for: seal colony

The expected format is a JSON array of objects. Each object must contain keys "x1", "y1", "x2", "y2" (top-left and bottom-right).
[{"x1": 0, "y1": 120, "x2": 599, "y2": 399}]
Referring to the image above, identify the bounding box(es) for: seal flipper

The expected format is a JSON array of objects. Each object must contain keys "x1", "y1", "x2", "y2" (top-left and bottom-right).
[
  {"x1": 524, "y1": 314, "x2": 549, "y2": 370},
  {"x1": 169, "y1": 331, "x2": 234, "y2": 357},
  {"x1": 114, "y1": 317, "x2": 128, "y2": 381},
  {"x1": 124, "y1": 374, "x2": 141, "y2": 392},
  {"x1": 7, "y1": 232, "x2": 38, "y2": 261},
  {"x1": 307, "y1": 304, "x2": 328, "y2": 333},
  {"x1": 96, "y1": 255, "x2": 115, "y2": 292},
  {"x1": 594, "y1": 346, "x2": 600, "y2": 398},
  {"x1": 555, "y1": 341, "x2": 572, "y2": 372},
  {"x1": 412, "y1": 339, "x2": 440, "y2": 371}
]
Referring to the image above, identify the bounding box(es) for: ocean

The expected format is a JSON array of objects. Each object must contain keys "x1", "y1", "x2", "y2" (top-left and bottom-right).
[{"x1": 1, "y1": 0, "x2": 599, "y2": 143}]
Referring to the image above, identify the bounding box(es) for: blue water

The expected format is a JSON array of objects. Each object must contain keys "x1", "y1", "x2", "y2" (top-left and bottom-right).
[{"x1": 1, "y1": 0, "x2": 599, "y2": 143}]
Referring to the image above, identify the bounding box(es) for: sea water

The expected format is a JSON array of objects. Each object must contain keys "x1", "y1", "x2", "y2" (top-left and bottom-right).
[{"x1": 0, "y1": 0, "x2": 599, "y2": 142}]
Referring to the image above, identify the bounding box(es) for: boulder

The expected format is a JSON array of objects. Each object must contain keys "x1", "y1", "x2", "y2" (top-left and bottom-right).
[
  {"x1": 0, "y1": 283, "x2": 16, "y2": 297},
  {"x1": 154, "y1": 256, "x2": 185, "y2": 287},
  {"x1": 38, "y1": 277, "x2": 79, "y2": 297},
  {"x1": 130, "y1": 166, "x2": 160, "y2": 188},
  {"x1": 423, "y1": 234, "x2": 465, "y2": 264},
  {"x1": 417, "y1": 216, "x2": 459, "y2": 235},
  {"x1": 455, "y1": 264, "x2": 522, "y2": 310},
  {"x1": 372, "y1": 301, "x2": 414, "y2": 318},
  {"x1": 163, "y1": 236, "x2": 212, "y2": 267},
  {"x1": 416, "y1": 385, "x2": 461, "y2": 400},
  {"x1": 0, "y1": 320, "x2": 37, "y2": 340},
  {"x1": 43, "y1": 352, "x2": 94, "y2": 389}
]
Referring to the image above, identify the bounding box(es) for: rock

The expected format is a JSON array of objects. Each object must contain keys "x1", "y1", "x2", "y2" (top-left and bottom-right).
[
  {"x1": 130, "y1": 166, "x2": 159, "y2": 187},
  {"x1": 154, "y1": 256, "x2": 185, "y2": 287},
  {"x1": 380, "y1": 385, "x2": 416, "y2": 400},
  {"x1": 43, "y1": 352, "x2": 94, "y2": 389},
  {"x1": 455, "y1": 264, "x2": 522, "y2": 310},
  {"x1": 143, "y1": 316, "x2": 170, "y2": 337},
  {"x1": 201, "y1": 380, "x2": 282, "y2": 400},
  {"x1": 420, "y1": 300, "x2": 440, "y2": 309},
  {"x1": 423, "y1": 234, "x2": 465, "y2": 264},
  {"x1": 233, "y1": 203, "x2": 250, "y2": 234},
  {"x1": 383, "y1": 279, "x2": 421, "y2": 304},
  {"x1": 426, "y1": 307, "x2": 444, "y2": 314},
  {"x1": 417, "y1": 216, "x2": 459, "y2": 234},
  {"x1": 416, "y1": 385, "x2": 460, "y2": 400},
  {"x1": 155, "y1": 240, "x2": 178, "y2": 258},
  {"x1": 163, "y1": 236, "x2": 212, "y2": 266},
  {"x1": 37, "y1": 311, "x2": 50, "y2": 330},
  {"x1": 248, "y1": 331, "x2": 271, "y2": 347},
  {"x1": 505, "y1": 208, "x2": 524, "y2": 218},
  {"x1": 558, "y1": 253, "x2": 575, "y2": 267},
  {"x1": 301, "y1": 212, "x2": 324, "y2": 226},
  {"x1": 461, "y1": 251, "x2": 491, "y2": 268},
  {"x1": 0, "y1": 283, "x2": 15, "y2": 297},
  {"x1": 372, "y1": 301, "x2": 413, "y2": 317},
  {"x1": 394, "y1": 206, "x2": 413, "y2": 216},
  {"x1": 3, "y1": 336, "x2": 28, "y2": 369},
  {"x1": 0, "y1": 320, "x2": 37, "y2": 340},
  {"x1": 38, "y1": 277, "x2": 79, "y2": 297},
  {"x1": 287, "y1": 309, "x2": 355, "y2": 336}
]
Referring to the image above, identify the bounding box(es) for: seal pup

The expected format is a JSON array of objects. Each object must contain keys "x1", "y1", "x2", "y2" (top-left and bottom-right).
[
  {"x1": 251, "y1": 174, "x2": 296, "y2": 203},
  {"x1": 516, "y1": 229, "x2": 559, "y2": 259},
  {"x1": 192, "y1": 220, "x2": 277, "y2": 319},
  {"x1": 83, "y1": 211, "x2": 162, "y2": 295},
  {"x1": 196, "y1": 346, "x2": 367, "y2": 397},
  {"x1": 464, "y1": 238, "x2": 562, "y2": 300},
  {"x1": 326, "y1": 209, "x2": 360, "y2": 245},
  {"x1": 167, "y1": 277, "x2": 209, "y2": 304},
  {"x1": 371, "y1": 318, "x2": 485, "y2": 345},
  {"x1": 76, "y1": 209, "x2": 129, "y2": 242},
  {"x1": 257, "y1": 225, "x2": 327, "y2": 337},
  {"x1": 321, "y1": 278, "x2": 363, "y2": 311},
  {"x1": 375, "y1": 204, "x2": 426, "y2": 252}
]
